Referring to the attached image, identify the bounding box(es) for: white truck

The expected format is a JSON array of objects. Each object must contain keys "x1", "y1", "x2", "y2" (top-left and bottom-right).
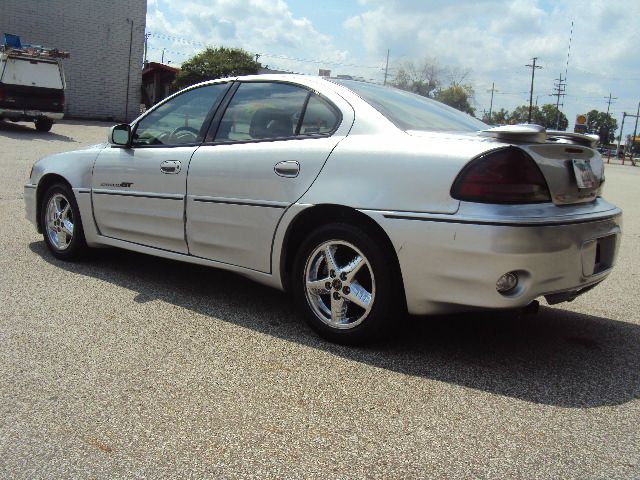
[{"x1": 0, "y1": 34, "x2": 68, "y2": 132}]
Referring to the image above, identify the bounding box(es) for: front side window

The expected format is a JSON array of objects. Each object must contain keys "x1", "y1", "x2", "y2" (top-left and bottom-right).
[
  {"x1": 133, "y1": 83, "x2": 228, "y2": 146},
  {"x1": 215, "y1": 82, "x2": 310, "y2": 142}
]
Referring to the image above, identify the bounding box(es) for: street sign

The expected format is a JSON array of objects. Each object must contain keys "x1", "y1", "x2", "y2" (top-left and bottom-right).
[{"x1": 574, "y1": 114, "x2": 587, "y2": 133}]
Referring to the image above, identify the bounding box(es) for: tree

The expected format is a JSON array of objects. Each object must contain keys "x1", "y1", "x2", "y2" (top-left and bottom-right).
[
  {"x1": 434, "y1": 84, "x2": 475, "y2": 116},
  {"x1": 506, "y1": 104, "x2": 568, "y2": 130},
  {"x1": 539, "y1": 104, "x2": 568, "y2": 130},
  {"x1": 508, "y1": 105, "x2": 537, "y2": 124},
  {"x1": 174, "y1": 47, "x2": 260, "y2": 90},
  {"x1": 482, "y1": 108, "x2": 510, "y2": 125},
  {"x1": 392, "y1": 58, "x2": 443, "y2": 97},
  {"x1": 585, "y1": 110, "x2": 618, "y2": 144}
]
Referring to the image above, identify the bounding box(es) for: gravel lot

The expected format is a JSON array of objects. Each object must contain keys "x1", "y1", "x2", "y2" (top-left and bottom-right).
[{"x1": 1, "y1": 119, "x2": 639, "y2": 479}]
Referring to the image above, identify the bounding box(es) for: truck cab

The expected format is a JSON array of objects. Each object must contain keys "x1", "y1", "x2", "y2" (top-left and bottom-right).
[{"x1": 0, "y1": 33, "x2": 67, "y2": 132}]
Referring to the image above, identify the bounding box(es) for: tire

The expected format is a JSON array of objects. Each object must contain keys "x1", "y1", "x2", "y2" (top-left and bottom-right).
[
  {"x1": 292, "y1": 223, "x2": 397, "y2": 345},
  {"x1": 40, "y1": 184, "x2": 88, "y2": 260},
  {"x1": 34, "y1": 118, "x2": 53, "y2": 132}
]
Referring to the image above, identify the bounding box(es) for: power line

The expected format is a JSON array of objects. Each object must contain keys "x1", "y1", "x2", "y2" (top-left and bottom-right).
[{"x1": 146, "y1": 31, "x2": 388, "y2": 71}]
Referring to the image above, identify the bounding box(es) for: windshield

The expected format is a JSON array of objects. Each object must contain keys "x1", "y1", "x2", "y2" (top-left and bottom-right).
[{"x1": 331, "y1": 79, "x2": 487, "y2": 132}]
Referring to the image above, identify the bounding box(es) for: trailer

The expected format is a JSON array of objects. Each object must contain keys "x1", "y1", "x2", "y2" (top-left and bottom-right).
[{"x1": 0, "y1": 33, "x2": 69, "y2": 132}]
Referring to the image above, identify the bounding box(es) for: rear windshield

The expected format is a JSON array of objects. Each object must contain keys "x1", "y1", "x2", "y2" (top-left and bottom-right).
[
  {"x1": 331, "y1": 79, "x2": 487, "y2": 132},
  {"x1": 1, "y1": 57, "x2": 63, "y2": 89}
]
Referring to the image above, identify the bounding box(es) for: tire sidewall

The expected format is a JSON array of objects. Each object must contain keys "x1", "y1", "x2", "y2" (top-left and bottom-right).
[
  {"x1": 40, "y1": 184, "x2": 86, "y2": 260},
  {"x1": 292, "y1": 223, "x2": 394, "y2": 344}
]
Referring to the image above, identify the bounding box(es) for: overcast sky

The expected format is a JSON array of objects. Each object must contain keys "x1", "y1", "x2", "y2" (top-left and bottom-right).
[{"x1": 147, "y1": 0, "x2": 640, "y2": 139}]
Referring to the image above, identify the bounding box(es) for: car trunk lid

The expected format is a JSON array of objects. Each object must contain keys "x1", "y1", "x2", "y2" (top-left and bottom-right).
[{"x1": 479, "y1": 124, "x2": 604, "y2": 205}]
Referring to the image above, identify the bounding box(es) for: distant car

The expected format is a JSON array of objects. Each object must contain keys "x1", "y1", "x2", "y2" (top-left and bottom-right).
[{"x1": 24, "y1": 75, "x2": 622, "y2": 344}]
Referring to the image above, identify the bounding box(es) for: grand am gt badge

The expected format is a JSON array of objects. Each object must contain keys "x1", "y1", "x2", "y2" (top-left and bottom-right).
[{"x1": 100, "y1": 182, "x2": 134, "y2": 188}]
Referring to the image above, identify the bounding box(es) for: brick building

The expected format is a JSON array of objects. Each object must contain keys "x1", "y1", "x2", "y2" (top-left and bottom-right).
[{"x1": 0, "y1": 0, "x2": 147, "y2": 121}]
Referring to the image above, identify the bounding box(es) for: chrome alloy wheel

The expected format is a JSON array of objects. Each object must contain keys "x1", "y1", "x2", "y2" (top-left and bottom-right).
[
  {"x1": 304, "y1": 240, "x2": 375, "y2": 329},
  {"x1": 45, "y1": 193, "x2": 74, "y2": 251}
]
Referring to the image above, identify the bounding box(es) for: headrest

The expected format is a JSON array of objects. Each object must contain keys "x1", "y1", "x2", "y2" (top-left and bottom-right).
[{"x1": 249, "y1": 108, "x2": 293, "y2": 139}]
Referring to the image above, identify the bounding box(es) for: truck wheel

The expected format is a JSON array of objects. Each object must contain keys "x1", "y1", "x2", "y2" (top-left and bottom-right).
[{"x1": 35, "y1": 118, "x2": 54, "y2": 132}]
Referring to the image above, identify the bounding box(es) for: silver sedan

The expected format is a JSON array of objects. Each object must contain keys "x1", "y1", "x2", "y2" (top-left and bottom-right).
[{"x1": 24, "y1": 74, "x2": 622, "y2": 344}]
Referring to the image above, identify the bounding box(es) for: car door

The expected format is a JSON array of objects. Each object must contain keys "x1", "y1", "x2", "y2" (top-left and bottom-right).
[
  {"x1": 92, "y1": 82, "x2": 231, "y2": 253},
  {"x1": 186, "y1": 80, "x2": 353, "y2": 273}
]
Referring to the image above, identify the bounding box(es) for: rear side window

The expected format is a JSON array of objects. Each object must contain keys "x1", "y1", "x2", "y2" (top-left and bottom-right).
[
  {"x1": 299, "y1": 95, "x2": 339, "y2": 135},
  {"x1": 214, "y1": 82, "x2": 341, "y2": 142},
  {"x1": 215, "y1": 82, "x2": 308, "y2": 142},
  {"x1": 133, "y1": 83, "x2": 228, "y2": 146}
]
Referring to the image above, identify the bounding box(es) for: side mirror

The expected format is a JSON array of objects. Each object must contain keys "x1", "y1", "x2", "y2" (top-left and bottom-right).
[{"x1": 109, "y1": 123, "x2": 132, "y2": 147}]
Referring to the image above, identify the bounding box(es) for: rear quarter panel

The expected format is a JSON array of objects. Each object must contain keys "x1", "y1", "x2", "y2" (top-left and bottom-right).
[{"x1": 299, "y1": 132, "x2": 504, "y2": 214}]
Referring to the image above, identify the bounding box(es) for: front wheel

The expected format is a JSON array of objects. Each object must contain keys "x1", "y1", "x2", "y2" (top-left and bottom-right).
[
  {"x1": 292, "y1": 223, "x2": 397, "y2": 344},
  {"x1": 40, "y1": 184, "x2": 88, "y2": 260}
]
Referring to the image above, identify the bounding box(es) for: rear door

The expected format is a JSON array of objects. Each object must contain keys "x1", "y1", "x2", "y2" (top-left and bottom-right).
[
  {"x1": 186, "y1": 81, "x2": 353, "y2": 272},
  {"x1": 92, "y1": 82, "x2": 231, "y2": 253}
]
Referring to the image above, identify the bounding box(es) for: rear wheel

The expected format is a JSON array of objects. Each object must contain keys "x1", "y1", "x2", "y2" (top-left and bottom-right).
[
  {"x1": 40, "y1": 184, "x2": 87, "y2": 260},
  {"x1": 34, "y1": 118, "x2": 53, "y2": 132},
  {"x1": 292, "y1": 223, "x2": 396, "y2": 344}
]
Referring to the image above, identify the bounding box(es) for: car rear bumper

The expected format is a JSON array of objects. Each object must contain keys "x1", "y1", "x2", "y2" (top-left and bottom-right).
[
  {"x1": 1, "y1": 108, "x2": 64, "y2": 121},
  {"x1": 367, "y1": 202, "x2": 622, "y2": 315}
]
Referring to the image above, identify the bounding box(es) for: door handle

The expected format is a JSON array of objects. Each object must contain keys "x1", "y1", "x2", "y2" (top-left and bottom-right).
[
  {"x1": 160, "y1": 160, "x2": 181, "y2": 174},
  {"x1": 274, "y1": 160, "x2": 300, "y2": 178}
]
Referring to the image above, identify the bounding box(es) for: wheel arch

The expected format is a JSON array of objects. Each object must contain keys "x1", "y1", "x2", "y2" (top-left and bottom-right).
[
  {"x1": 36, "y1": 173, "x2": 73, "y2": 233},
  {"x1": 280, "y1": 204, "x2": 406, "y2": 307}
]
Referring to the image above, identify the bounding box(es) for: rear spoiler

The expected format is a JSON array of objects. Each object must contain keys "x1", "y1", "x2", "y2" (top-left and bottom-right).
[{"x1": 480, "y1": 124, "x2": 599, "y2": 148}]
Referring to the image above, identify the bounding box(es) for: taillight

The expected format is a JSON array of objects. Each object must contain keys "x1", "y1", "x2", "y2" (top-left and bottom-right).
[{"x1": 451, "y1": 147, "x2": 551, "y2": 204}]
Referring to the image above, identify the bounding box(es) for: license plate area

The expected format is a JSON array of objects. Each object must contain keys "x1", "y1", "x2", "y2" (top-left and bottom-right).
[
  {"x1": 572, "y1": 159, "x2": 597, "y2": 189},
  {"x1": 581, "y1": 234, "x2": 616, "y2": 276}
]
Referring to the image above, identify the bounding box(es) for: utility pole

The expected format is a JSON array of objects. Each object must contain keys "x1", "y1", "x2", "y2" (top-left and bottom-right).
[
  {"x1": 487, "y1": 82, "x2": 496, "y2": 121},
  {"x1": 615, "y1": 112, "x2": 626, "y2": 163},
  {"x1": 526, "y1": 57, "x2": 542, "y2": 123},
  {"x1": 601, "y1": 92, "x2": 618, "y2": 151},
  {"x1": 383, "y1": 49, "x2": 390, "y2": 86},
  {"x1": 161, "y1": 48, "x2": 165, "y2": 64},
  {"x1": 604, "y1": 92, "x2": 617, "y2": 116},
  {"x1": 632, "y1": 102, "x2": 640, "y2": 166},
  {"x1": 143, "y1": 32, "x2": 150, "y2": 65},
  {"x1": 551, "y1": 73, "x2": 566, "y2": 129},
  {"x1": 254, "y1": 53, "x2": 261, "y2": 63},
  {"x1": 125, "y1": 18, "x2": 134, "y2": 122}
]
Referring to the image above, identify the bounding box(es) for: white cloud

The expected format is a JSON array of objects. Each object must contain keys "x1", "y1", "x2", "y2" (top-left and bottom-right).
[
  {"x1": 146, "y1": 0, "x2": 640, "y2": 136},
  {"x1": 146, "y1": 0, "x2": 350, "y2": 74},
  {"x1": 343, "y1": 0, "x2": 640, "y2": 132}
]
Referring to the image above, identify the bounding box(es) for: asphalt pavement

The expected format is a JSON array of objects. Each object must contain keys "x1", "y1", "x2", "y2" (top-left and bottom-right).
[{"x1": 1, "y1": 120, "x2": 639, "y2": 479}]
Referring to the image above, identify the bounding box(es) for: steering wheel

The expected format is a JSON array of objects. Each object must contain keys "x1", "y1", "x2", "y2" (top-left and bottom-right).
[{"x1": 169, "y1": 126, "x2": 200, "y2": 144}]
